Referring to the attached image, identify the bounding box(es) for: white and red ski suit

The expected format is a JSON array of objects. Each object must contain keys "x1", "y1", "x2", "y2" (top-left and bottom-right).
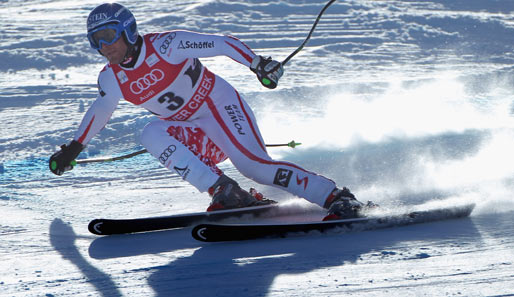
[{"x1": 74, "y1": 30, "x2": 335, "y2": 207}]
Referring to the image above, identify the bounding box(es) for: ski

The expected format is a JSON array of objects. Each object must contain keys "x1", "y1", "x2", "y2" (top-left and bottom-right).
[
  {"x1": 88, "y1": 204, "x2": 279, "y2": 235},
  {"x1": 192, "y1": 203, "x2": 476, "y2": 242}
]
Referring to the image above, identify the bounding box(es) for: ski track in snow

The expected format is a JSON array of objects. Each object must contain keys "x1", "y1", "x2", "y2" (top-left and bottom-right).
[{"x1": 1, "y1": 0, "x2": 514, "y2": 296}]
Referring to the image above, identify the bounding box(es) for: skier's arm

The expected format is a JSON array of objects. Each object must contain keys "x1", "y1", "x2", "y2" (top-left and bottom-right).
[
  {"x1": 164, "y1": 30, "x2": 256, "y2": 67},
  {"x1": 162, "y1": 30, "x2": 284, "y2": 89},
  {"x1": 73, "y1": 92, "x2": 120, "y2": 145},
  {"x1": 49, "y1": 74, "x2": 120, "y2": 176}
]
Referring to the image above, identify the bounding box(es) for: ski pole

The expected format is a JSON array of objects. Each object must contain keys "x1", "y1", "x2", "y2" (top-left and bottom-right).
[
  {"x1": 75, "y1": 149, "x2": 148, "y2": 164},
  {"x1": 265, "y1": 140, "x2": 301, "y2": 148},
  {"x1": 257, "y1": 0, "x2": 336, "y2": 87},
  {"x1": 281, "y1": 0, "x2": 337, "y2": 66},
  {"x1": 75, "y1": 140, "x2": 301, "y2": 164}
]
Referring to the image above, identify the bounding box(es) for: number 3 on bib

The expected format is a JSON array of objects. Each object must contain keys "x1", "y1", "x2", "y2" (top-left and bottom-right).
[{"x1": 158, "y1": 92, "x2": 184, "y2": 111}]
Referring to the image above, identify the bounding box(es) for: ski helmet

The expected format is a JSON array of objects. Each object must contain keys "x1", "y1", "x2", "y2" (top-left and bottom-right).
[{"x1": 87, "y1": 3, "x2": 138, "y2": 50}]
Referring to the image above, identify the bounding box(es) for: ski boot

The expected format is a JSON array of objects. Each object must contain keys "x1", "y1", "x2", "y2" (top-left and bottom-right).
[
  {"x1": 207, "y1": 175, "x2": 276, "y2": 211},
  {"x1": 322, "y1": 187, "x2": 377, "y2": 221}
]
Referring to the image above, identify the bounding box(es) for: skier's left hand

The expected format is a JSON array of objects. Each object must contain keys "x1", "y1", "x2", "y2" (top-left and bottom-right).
[{"x1": 250, "y1": 56, "x2": 284, "y2": 89}]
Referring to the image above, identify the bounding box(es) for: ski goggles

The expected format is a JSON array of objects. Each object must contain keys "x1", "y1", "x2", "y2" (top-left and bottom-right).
[{"x1": 87, "y1": 23, "x2": 123, "y2": 50}]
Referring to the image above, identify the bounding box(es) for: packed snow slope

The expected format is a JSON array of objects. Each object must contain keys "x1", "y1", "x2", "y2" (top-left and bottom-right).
[{"x1": 1, "y1": 0, "x2": 514, "y2": 296}]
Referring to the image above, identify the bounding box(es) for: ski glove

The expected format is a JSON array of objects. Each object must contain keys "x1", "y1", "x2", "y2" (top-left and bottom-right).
[
  {"x1": 250, "y1": 56, "x2": 284, "y2": 89},
  {"x1": 49, "y1": 140, "x2": 84, "y2": 176}
]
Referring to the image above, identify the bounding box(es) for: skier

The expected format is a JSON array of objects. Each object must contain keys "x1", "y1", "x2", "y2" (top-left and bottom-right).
[{"x1": 49, "y1": 3, "x2": 375, "y2": 220}]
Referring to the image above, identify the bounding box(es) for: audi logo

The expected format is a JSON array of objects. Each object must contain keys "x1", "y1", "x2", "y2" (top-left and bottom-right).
[
  {"x1": 130, "y1": 69, "x2": 165, "y2": 94},
  {"x1": 160, "y1": 32, "x2": 176, "y2": 54},
  {"x1": 159, "y1": 144, "x2": 176, "y2": 165}
]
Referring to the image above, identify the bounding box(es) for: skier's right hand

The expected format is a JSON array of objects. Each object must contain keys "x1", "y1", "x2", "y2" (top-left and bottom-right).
[{"x1": 49, "y1": 140, "x2": 84, "y2": 175}]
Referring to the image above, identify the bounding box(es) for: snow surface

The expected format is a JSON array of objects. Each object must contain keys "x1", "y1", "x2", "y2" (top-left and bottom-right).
[{"x1": 1, "y1": 0, "x2": 514, "y2": 296}]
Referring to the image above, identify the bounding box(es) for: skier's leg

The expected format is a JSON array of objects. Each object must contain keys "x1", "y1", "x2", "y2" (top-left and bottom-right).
[
  {"x1": 198, "y1": 80, "x2": 336, "y2": 208},
  {"x1": 141, "y1": 119, "x2": 272, "y2": 210},
  {"x1": 140, "y1": 120, "x2": 222, "y2": 192}
]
